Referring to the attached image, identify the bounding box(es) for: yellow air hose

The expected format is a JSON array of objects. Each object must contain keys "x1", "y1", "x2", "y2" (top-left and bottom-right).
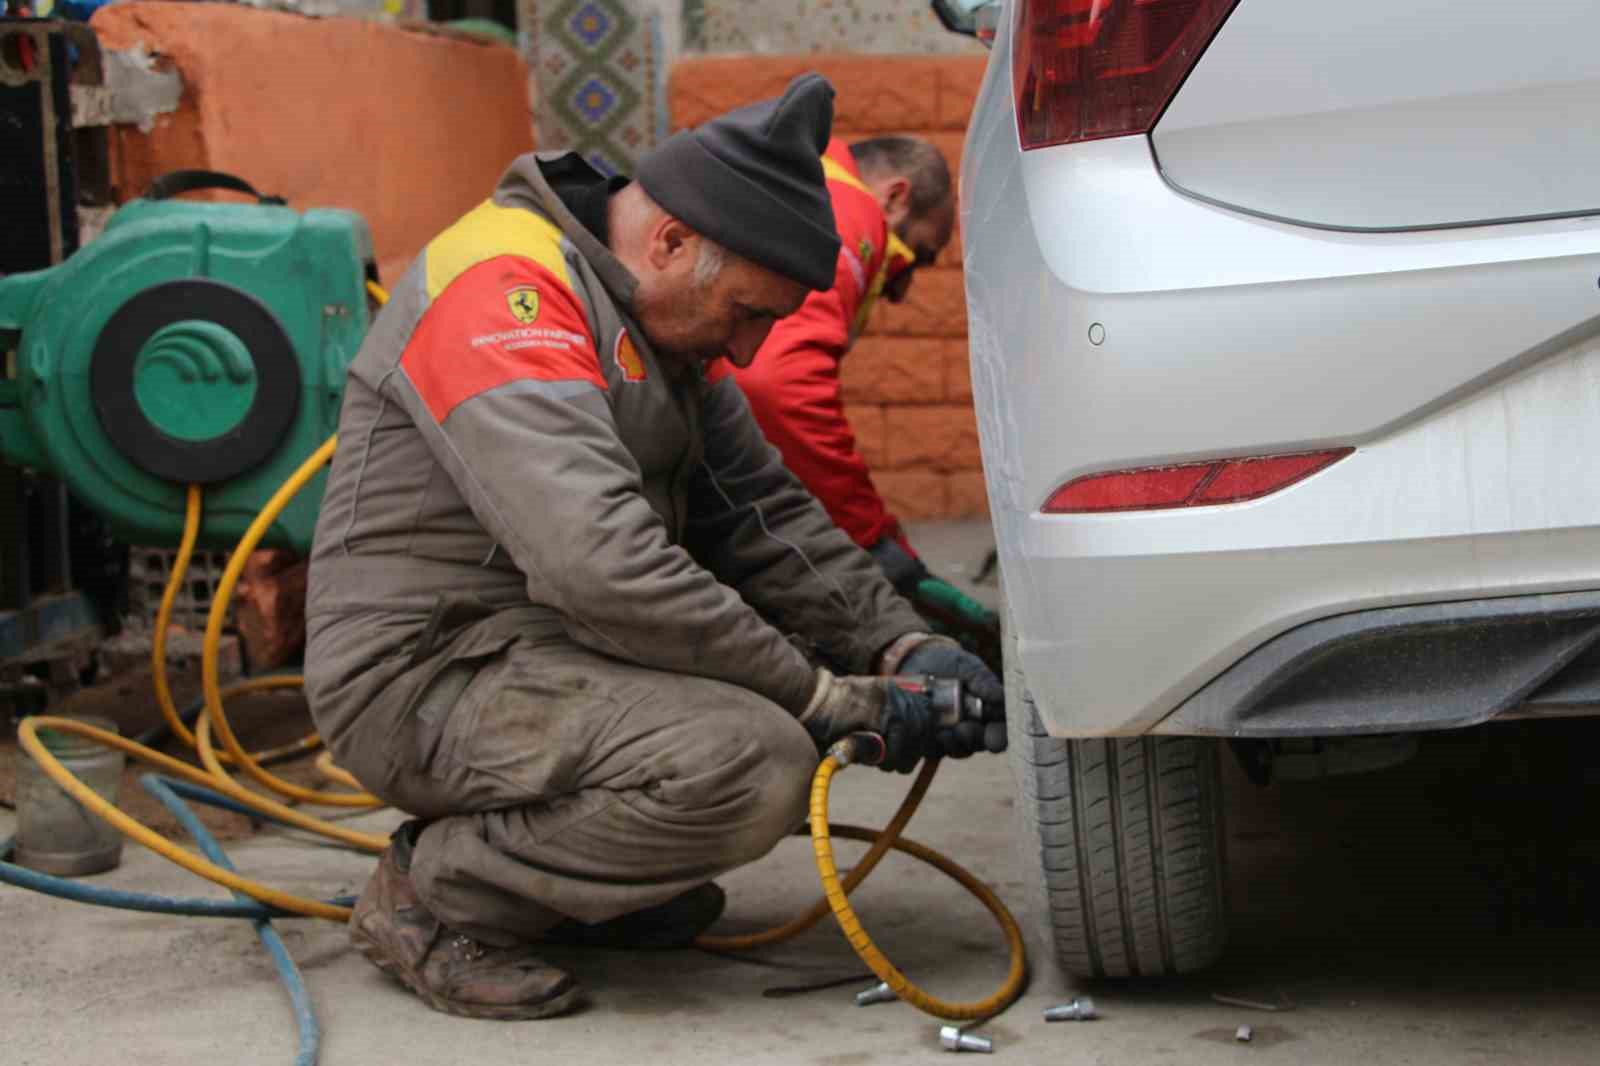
[
  {"x1": 14, "y1": 272, "x2": 1026, "y2": 1023},
  {"x1": 15, "y1": 716, "x2": 352, "y2": 921},
  {"x1": 196, "y1": 436, "x2": 381, "y2": 810},
  {"x1": 151, "y1": 484, "x2": 322, "y2": 766},
  {"x1": 808, "y1": 744, "x2": 1027, "y2": 1020}
]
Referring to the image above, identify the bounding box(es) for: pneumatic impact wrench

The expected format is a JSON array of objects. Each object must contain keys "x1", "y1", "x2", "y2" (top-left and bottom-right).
[{"x1": 835, "y1": 675, "x2": 987, "y2": 767}]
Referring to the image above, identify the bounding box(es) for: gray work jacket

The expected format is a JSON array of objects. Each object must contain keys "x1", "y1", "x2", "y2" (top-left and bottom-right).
[{"x1": 304, "y1": 152, "x2": 923, "y2": 748}]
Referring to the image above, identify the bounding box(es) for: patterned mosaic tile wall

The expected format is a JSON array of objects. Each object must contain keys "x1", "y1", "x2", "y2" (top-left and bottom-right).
[
  {"x1": 682, "y1": 0, "x2": 984, "y2": 55},
  {"x1": 524, "y1": 0, "x2": 665, "y2": 176},
  {"x1": 520, "y1": 0, "x2": 982, "y2": 179}
]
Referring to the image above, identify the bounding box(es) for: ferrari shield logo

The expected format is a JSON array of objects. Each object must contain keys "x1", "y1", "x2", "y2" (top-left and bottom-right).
[
  {"x1": 857, "y1": 236, "x2": 874, "y2": 263},
  {"x1": 614, "y1": 329, "x2": 647, "y2": 383},
  {"x1": 506, "y1": 285, "x2": 540, "y2": 324}
]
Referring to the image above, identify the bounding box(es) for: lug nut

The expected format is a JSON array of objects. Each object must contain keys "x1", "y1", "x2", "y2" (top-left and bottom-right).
[
  {"x1": 1044, "y1": 995, "x2": 1097, "y2": 1021},
  {"x1": 855, "y1": 981, "x2": 896, "y2": 1007},
  {"x1": 940, "y1": 1025, "x2": 993, "y2": 1053}
]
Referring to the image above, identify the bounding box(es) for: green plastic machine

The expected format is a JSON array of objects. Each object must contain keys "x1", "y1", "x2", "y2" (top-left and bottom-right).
[{"x1": 0, "y1": 180, "x2": 373, "y2": 553}]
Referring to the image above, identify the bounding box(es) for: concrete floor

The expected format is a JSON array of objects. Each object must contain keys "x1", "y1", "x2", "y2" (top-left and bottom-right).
[{"x1": 6, "y1": 521, "x2": 1600, "y2": 1063}]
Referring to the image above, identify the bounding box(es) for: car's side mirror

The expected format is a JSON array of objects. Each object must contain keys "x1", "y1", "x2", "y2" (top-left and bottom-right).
[{"x1": 929, "y1": 0, "x2": 1001, "y2": 47}]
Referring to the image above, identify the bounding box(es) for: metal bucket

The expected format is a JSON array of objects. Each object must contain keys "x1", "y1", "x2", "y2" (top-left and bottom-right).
[{"x1": 14, "y1": 715, "x2": 126, "y2": 876}]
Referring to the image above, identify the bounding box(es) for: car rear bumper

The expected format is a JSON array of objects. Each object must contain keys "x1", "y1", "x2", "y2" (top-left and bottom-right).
[
  {"x1": 960, "y1": 54, "x2": 1600, "y2": 738},
  {"x1": 1152, "y1": 589, "x2": 1600, "y2": 738}
]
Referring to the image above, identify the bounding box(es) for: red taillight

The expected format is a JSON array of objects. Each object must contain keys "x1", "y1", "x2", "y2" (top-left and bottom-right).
[
  {"x1": 1013, "y1": 0, "x2": 1240, "y2": 150},
  {"x1": 1042, "y1": 449, "x2": 1353, "y2": 514}
]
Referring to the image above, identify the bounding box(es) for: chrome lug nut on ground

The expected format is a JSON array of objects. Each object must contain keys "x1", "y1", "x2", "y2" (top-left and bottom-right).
[
  {"x1": 940, "y1": 1026, "x2": 994, "y2": 1053},
  {"x1": 855, "y1": 981, "x2": 896, "y2": 1006},
  {"x1": 1044, "y1": 995, "x2": 1097, "y2": 1021}
]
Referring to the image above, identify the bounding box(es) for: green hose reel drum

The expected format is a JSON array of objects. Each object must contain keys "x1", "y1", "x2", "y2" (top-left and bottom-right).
[{"x1": 0, "y1": 185, "x2": 373, "y2": 553}]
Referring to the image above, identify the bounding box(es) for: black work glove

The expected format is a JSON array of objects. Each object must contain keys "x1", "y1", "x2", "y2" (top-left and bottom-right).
[
  {"x1": 900, "y1": 636, "x2": 1007, "y2": 758},
  {"x1": 867, "y1": 534, "x2": 930, "y2": 594},
  {"x1": 798, "y1": 669, "x2": 934, "y2": 774}
]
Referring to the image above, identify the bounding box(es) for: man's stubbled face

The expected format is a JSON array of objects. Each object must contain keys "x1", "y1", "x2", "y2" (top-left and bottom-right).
[
  {"x1": 634, "y1": 253, "x2": 808, "y2": 369},
  {"x1": 885, "y1": 195, "x2": 956, "y2": 304}
]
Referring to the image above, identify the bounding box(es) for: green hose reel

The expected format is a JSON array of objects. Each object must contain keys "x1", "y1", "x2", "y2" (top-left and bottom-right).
[{"x1": 0, "y1": 175, "x2": 373, "y2": 553}]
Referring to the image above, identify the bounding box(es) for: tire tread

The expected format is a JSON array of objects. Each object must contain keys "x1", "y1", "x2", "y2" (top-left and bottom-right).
[{"x1": 1004, "y1": 602, "x2": 1227, "y2": 978}]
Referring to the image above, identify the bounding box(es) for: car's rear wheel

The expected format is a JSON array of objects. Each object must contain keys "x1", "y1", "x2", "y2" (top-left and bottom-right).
[{"x1": 1004, "y1": 605, "x2": 1229, "y2": 978}]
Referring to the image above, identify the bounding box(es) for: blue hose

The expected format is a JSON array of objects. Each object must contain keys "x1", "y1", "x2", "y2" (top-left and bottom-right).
[
  {"x1": 140, "y1": 774, "x2": 321, "y2": 1066},
  {"x1": 0, "y1": 844, "x2": 303, "y2": 918},
  {"x1": 1, "y1": 776, "x2": 359, "y2": 1066},
  {"x1": 155, "y1": 776, "x2": 284, "y2": 822}
]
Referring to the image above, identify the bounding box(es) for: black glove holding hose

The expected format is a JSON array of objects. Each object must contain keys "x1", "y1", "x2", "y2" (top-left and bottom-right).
[
  {"x1": 799, "y1": 630, "x2": 1008, "y2": 771},
  {"x1": 799, "y1": 669, "x2": 933, "y2": 774}
]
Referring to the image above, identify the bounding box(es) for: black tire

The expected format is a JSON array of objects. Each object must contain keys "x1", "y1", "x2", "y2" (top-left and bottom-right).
[{"x1": 1004, "y1": 607, "x2": 1229, "y2": 978}]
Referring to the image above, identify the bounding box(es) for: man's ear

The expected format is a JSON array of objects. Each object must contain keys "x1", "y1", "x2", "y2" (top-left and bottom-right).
[
  {"x1": 879, "y1": 176, "x2": 913, "y2": 224},
  {"x1": 648, "y1": 217, "x2": 698, "y2": 272}
]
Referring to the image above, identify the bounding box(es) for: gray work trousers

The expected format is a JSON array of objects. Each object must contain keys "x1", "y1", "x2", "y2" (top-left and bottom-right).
[{"x1": 330, "y1": 615, "x2": 818, "y2": 946}]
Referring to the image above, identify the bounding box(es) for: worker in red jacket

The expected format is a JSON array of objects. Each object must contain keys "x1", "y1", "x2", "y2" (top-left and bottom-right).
[{"x1": 711, "y1": 136, "x2": 1000, "y2": 669}]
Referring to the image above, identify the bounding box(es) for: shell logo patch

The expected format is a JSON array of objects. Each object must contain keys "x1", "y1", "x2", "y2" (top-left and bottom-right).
[
  {"x1": 505, "y1": 285, "x2": 541, "y2": 324},
  {"x1": 614, "y1": 329, "x2": 647, "y2": 383}
]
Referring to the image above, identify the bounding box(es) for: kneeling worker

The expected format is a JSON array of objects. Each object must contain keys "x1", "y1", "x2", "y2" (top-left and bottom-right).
[
  {"x1": 304, "y1": 74, "x2": 1006, "y2": 1021},
  {"x1": 710, "y1": 134, "x2": 1002, "y2": 668}
]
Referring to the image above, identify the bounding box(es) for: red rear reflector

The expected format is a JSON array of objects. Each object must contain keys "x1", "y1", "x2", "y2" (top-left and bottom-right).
[
  {"x1": 1013, "y1": 0, "x2": 1241, "y2": 149},
  {"x1": 1042, "y1": 449, "x2": 1353, "y2": 514}
]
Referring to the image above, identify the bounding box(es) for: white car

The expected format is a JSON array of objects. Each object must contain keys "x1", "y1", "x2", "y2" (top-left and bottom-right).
[{"x1": 936, "y1": 0, "x2": 1600, "y2": 977}]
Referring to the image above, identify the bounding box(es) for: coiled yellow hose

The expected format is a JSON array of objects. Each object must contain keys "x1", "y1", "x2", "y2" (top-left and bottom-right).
[
  {"x1": 694, "y1": 759, "x2": 939, "y2": 952},
  {"x1": 809, "y1": 746, "x2": 1027, "y2": 1020},
  {"x1": 15, "y1": 716, "x2": 353, "y2": 921},
  {"x1": 16, "y1": 272, "x2": 1025, "y2": 1021}
]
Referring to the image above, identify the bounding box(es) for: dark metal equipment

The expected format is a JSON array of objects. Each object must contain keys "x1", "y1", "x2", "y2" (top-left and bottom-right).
[{"x1": 1, "y1": 18, "x2": 115, "y2": 712}]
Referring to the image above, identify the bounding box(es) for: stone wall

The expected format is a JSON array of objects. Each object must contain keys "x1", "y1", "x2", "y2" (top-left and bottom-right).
[
  {"x1": 672, "y1": 54, "x2": 989, "y2": 520},
  {"x1": 681, "y1": 0, "x2": 985, "y2": 57}
]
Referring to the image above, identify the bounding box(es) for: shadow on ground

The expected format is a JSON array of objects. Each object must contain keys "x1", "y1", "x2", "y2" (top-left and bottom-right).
[{"x1": 1079, "y1": 716, "x2": 1600, "y2": 1056}]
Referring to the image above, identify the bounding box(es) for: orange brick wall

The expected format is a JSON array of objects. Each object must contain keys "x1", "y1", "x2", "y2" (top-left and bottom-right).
[
  {"x1": 91, "y1": 3, "x2": 534, "y2": 284},
  {"x1": 670, "y1": 56, "x2": 988, "y2": 522}
]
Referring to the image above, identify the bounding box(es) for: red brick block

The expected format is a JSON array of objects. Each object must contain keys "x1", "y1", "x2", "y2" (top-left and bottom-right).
[
  {"x1": 936, "y1": 58, "x2": 989, "y2": 130},
  {"x1": 877, "y1": 471, "x2": 949, "y2": 521},
  {"x1": 938, "y1": 226, "x2": 965, "y2": 269},
  {"x1": 669, "y1": 56, "x2": 946, "y2": 133},
  {"x1": 868, "y1": 268, "x2": 967, "y2": 338},
  {"x1": 840, "y1": 337, "x2": 946, "y2": 405},
  {"x1": 947, "y1": 471, "x2": 992, "y2": 517},
  {"x1": 820, "y1": 59, "x2": 946, "y2": 133},
  {"x1": 945, "y1": 342, "x2": 973, "y2": 402},
  {"x1": 885, "y1": 404, "x2": 982, "y2": 472},
  {"x1": 844, "y1": 403, "x2": 887, "y2": 469},
  {"x1": 670, "y1": 58, "x2": 815, "y2": 129}
]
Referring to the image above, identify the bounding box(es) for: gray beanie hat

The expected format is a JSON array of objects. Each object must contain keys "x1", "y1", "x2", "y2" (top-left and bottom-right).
[{"x1": 635, "y1": 73, "x2": 842, "y2": 292}]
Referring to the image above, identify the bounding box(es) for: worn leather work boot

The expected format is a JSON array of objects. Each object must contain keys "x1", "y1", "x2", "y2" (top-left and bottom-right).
[
  {"x1": 540, "y1": 883, "x2": 727, "y2": 950},
  {"x1": 349, "y1": 822, "x2": 584, "y2": 1020}
]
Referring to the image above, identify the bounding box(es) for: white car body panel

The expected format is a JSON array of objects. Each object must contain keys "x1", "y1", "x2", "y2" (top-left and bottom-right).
[
  {"x1": 1154, "y1": 0, "x2": 1600, "y2": 230},
  {"x1": 961, "y1": 1, "x2": 1600, "y2": 737}
]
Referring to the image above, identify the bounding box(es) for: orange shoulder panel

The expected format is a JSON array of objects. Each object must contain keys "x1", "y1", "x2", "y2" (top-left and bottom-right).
[{"x1": 402, "y1": 256, "x2": 604, "y2": 423}]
